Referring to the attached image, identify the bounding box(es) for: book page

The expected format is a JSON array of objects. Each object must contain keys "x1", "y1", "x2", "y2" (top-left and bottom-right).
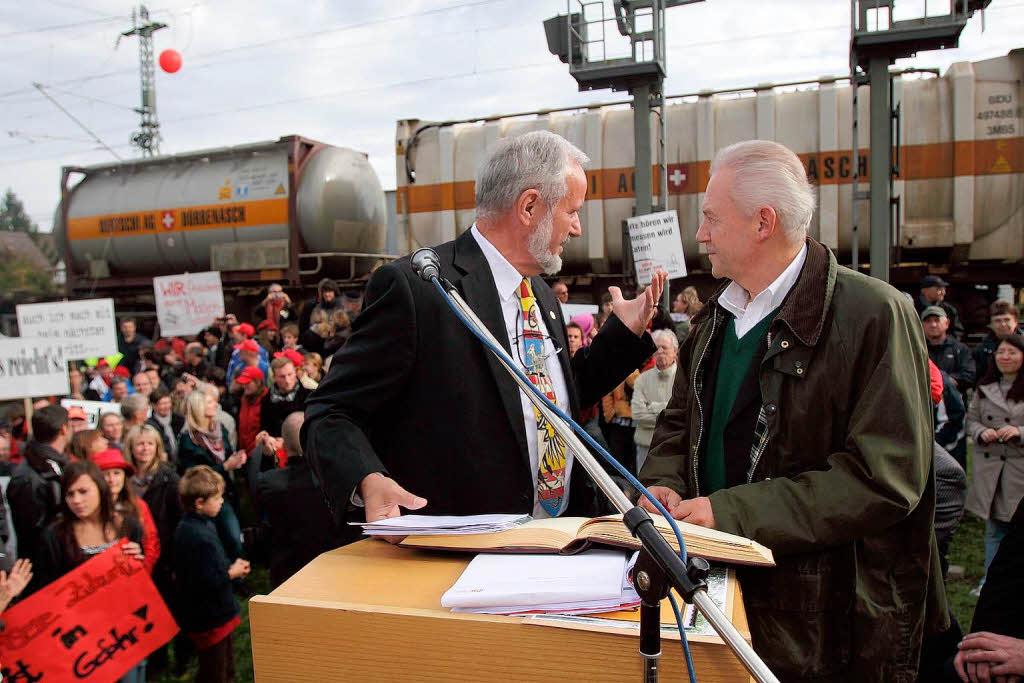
[{"x1": 401, "y1": 516, "x2": 589, "y2": 551}]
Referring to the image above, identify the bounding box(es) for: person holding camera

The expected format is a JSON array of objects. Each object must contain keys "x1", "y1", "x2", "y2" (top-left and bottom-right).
[{"x1": 253, "y1": 283, "x2": 296, "y2": 330}]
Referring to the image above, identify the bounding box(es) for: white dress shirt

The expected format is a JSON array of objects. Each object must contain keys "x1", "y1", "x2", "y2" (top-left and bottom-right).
[
  {"x1": 471, "y1": 225, "x2": 572, "y2": 518},
  {"x1": 718, "y1": 244, "x2": 808, "y2": 338}
]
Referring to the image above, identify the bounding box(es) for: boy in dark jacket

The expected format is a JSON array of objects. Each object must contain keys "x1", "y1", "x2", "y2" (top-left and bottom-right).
[{"x1": 174, "y1": 465, "x2": 250, "y2": 682}]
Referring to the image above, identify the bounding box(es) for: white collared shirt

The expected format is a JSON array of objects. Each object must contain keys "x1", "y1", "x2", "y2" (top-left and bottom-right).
[
  {"x1": 471, "y1": 225, "x2": 572, "y2": 518},
  {"x1": 718, "y1": 244, "x2": 808, "y2": 339}
]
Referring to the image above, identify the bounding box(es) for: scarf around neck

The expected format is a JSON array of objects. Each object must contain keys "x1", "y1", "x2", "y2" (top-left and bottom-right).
[{"x1": 190, "y1": 423, "x2": 225, "y2": 462}]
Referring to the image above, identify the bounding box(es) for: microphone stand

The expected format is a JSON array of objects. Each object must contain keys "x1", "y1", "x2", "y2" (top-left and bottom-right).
[{"x1": 422, "y1": 265, "x2": 778, "y2": 683}]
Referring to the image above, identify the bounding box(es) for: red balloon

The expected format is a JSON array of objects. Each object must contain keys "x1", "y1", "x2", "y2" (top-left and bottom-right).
[{"x1": 158, "y1": 49, "x2": 182, "y2": 74}]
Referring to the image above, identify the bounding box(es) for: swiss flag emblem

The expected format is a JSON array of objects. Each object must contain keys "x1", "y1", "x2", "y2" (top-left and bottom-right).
[
  {"x1": 161, "y1": 211, "x2": 175, "y2": 230},
  {"x1": 667, "y1": 164, "x2": 688, "y2": 190}
]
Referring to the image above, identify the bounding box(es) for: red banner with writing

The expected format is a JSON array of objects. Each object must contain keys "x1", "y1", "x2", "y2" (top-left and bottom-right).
[{"x1": 0, "y1": 541, "x2": 178, "y2": 683}]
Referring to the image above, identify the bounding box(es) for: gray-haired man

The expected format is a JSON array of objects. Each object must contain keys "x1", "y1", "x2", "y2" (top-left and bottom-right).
[
  {"x1": 305, "y1": 130, "x2": 663, "y2": 526},
  {"x1": 638, "y1": 140, "x2": 947, "y2": 680}
]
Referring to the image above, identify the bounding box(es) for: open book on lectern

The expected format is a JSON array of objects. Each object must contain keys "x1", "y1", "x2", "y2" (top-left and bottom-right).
[{"x1": 399, "y1": 513, "x2": 775, "y2": 567}]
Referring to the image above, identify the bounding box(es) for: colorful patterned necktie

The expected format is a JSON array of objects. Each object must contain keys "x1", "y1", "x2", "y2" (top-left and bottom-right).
[{"x1": 518, "y1": 278, "x2": 567, "y2": 516}]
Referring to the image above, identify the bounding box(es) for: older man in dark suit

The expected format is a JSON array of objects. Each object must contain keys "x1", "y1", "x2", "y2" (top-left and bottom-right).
[{"x1": 304, "y1": 131, "x2": 661, "y2": 524}]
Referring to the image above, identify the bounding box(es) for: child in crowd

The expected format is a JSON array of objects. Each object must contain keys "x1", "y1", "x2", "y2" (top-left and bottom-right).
[{"x1": 174, "y1": 465, "x2": 250, "y2": 683}]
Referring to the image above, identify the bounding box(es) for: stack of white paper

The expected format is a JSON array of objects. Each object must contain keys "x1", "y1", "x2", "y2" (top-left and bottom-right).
[
  {"x1": 442, "y1": 550, "x2": 640, "y2": 616},
  {"x1": 353, "y1": 513, "x2": 531, "y2": 536}
]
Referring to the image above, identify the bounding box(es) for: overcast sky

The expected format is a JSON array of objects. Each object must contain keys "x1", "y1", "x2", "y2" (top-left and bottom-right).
[{"x1": 1, "y1": 0, "x2": 1021, "y2": 233}]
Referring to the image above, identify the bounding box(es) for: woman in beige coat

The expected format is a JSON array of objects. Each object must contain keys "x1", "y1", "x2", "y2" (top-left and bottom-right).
[{"x1": 966, "y1": 333, "x2": 1024, "y2": 590}]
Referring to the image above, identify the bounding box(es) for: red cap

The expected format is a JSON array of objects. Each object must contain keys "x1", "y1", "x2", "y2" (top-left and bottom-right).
[
  {"x1": 153, "y1": 338, "x2": 171, "y2": 353},
  {"x1": 235, "y1": 365, "x2": 265, "y2": 386},
  {"x1": 232, "y1": 323, "x2": 255, "y2": 337},
  {"x1": 171, "y1": 337, "x2": 186, "y2": 356},
  {"x1": 92, "y1": 448, "x2": 135, "y2": 476},
  {"x1": 113, "y1": 366, "x2": 132, "y2": 378},
  {"x1": 67, "y1": 406, "x2": 89, "y2": 420},
  {"x1": 96, "y1": 359, "x2": 110, "y2": 369},
  {"x1": 273, "y1": 349, "x2": 304, "y2": 366},
  {"x1": 257, "y1": 319, "x2": 278, "y2": 331},
  {"x1": 234, "y1": 339, "x2": 260, "y2": 354}
]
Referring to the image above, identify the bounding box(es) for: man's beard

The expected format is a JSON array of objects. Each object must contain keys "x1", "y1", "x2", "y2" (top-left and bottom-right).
[{"x1": 527, "y1": 212, "x2": 563, "y2": 275}]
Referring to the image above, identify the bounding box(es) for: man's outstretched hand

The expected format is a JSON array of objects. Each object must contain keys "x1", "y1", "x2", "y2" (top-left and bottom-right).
[{"x1": 608, "y1": 269, "x2": 668, "y2": 336}]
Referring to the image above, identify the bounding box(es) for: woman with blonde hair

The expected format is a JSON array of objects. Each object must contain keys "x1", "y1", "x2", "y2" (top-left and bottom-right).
[
  {"x1": 124, "y1": 423, "x2": 181, "y2": 666},
  {"x1": 300, "y1": 307, "x2": 333, "y2": 356},
  {"x1": 178, "y1": 390, "x2": 245, "y2": 559},
  {"x1": 301, "y1": 352, "x2": 324, "y2": 390},
  {"x1": 323, "y1": 308, "x2": 352, "y2": 356},
  {"x1": 681, "y1": 286, "x2": 703, "y2": 317}
]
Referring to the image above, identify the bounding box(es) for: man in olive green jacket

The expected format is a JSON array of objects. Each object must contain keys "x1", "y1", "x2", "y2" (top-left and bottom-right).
[{"x1": 640, "y1": 140, "x2": 948, "y2": 682}]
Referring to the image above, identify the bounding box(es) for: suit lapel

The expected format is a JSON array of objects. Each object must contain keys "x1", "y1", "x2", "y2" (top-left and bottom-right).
[{"x1": 450, "y1": 231, "x2": 531, "y2": 469}]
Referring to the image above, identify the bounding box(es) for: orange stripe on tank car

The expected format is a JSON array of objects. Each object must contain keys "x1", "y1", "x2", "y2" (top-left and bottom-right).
[
  {"x1": 405, "y1": 184, "x2": 450, "y2": 212},
  {"x1": 453, "y1": 180, "x2": 476, "y2": 211},
  {"x1": 67, "y1": 197, "x2": 288, "y2": 241},
  {"x1": 903, "y1": 142, "x2": 954, "y2": 180},
  {"x1": 972, "y1": 137, "x2": 1022, "y2": 175},
  {"x1": 397, "y1": 137, "x2": 1022, "y2": 214}
]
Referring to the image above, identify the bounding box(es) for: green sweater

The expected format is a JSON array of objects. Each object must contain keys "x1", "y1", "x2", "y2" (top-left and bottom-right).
[{"x1": 699, "y1": 312, "x2": 776, "y2": 495}]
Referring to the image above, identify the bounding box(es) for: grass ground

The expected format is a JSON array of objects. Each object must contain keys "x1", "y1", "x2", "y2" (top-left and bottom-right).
[{"x1": 945, "y1": 444, "x2": 986, "y2": 631}]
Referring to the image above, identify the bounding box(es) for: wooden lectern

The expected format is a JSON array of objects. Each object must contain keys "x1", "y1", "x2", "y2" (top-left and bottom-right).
[{"x1": 250, "y1": 540, "x2": 754, "y2": 682}]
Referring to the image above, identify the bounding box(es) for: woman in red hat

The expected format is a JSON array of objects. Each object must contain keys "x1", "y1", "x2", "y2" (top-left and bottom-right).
[{"x1": 92, "y1": 448, "x2": 160, "y2": 575}]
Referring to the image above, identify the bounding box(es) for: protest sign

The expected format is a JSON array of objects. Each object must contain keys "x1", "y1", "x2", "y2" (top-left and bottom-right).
[
  {"x1": 626, "y1": 210, "x2": 687, "y2": 288},
  {"x1": 0, "y1": 337, "x2": 69, "y2": 400},
  {"x1": 16, "y1": 299, "x2": 117, "y2": 360},
  {"x1": 153, "y1": 271, "x2": 224, "y2": 337},
  {"x1": 60, "y1": 399, "x2": 123, "y2": 429},
  {"x1": 560, "y1": 303, "x2": 598, "y2": 321},
  {"x1": 0, "y1": 542, "x2": 178, "y2": 683}
]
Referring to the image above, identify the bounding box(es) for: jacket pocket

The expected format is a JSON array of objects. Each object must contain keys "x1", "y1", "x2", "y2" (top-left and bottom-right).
[{"x1": 737, "y1": 546, "x2": 854, "y2": 678}]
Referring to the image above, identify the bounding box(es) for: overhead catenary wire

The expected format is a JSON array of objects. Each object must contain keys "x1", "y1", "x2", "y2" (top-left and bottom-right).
[
  {"x1": 1, "y1": 14, "x2": 542, "y2": 127},
  {"x1": 30, "y1": 83, "x2": 122, "y2": 161},
  {"x1": 0, "y1": 60, "x2": 561, "y2": 164},
  {"x1": 0, "y1": 0, "x2": 513, "y2": 101}
]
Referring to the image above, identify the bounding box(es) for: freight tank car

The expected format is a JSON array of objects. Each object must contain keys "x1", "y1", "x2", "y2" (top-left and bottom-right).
[
  {"x1": 55, "y1": 135, "x2": 390, "y2": 303},
  {"x1": 395, "y1": 50, "x2": 1023, "y2": 292}
]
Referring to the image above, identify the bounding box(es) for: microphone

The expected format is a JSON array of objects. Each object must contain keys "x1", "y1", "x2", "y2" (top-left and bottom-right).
[{"x1": 411, "y1": 248, "x2": 441, "y2": 282}]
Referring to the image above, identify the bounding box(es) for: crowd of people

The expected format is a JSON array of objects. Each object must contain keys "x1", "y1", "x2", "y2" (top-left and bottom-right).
[
  {"x1": 0, "y1": 279, "x2": 355, "y2": 681},
  {"x1": 0, "y1": 131, "x2": 1021, "y2": 683}
]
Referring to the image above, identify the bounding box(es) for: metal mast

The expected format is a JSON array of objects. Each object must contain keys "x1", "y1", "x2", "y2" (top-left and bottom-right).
[
  {"x1": 849, "y1": 0, "x2": 990, "y2": 281},
  {"x1": 545, "y1": 0, "x2": 703, "y2": 307},
  {"x1": 121, "y1": 5, "x2": 167, "y2": 156}
]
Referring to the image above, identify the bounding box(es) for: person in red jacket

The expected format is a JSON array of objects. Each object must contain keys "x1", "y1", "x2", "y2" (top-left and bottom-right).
[
  {"x1": 92, "y1": 448, "x2": 160, "y2": 574},
  {"x1": 234, "y1": 366, "x2": 268, "y2": 453}
]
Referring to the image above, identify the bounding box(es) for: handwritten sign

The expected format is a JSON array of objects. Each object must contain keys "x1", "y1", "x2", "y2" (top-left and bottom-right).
[
  {"x1": 153, "y1": 271, "x2": 224, "y2": 337},
  {"x1": 60, "y1": 399, "x2": 123, "y2": 429},
  {"x1": 0, "y1": 337, "x2": 69, "y2": 400},
  {"x1": 0, "y1": 542, "x2": 178, "y2": 682},
  {"x1": 16, "y1": 299, "x2": 117, "y2": 361},
  {"x1": 626, "y1": 210, "x2": 687, "y2": 288}
]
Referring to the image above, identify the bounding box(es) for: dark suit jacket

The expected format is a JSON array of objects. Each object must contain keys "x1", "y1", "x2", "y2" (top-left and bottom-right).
[
  {"x1": 303, "y1": 229, "x2": 655, "y2": 521},
  {"x1": 247, "y1": 450, "x2": 349, "y2": 587}
]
